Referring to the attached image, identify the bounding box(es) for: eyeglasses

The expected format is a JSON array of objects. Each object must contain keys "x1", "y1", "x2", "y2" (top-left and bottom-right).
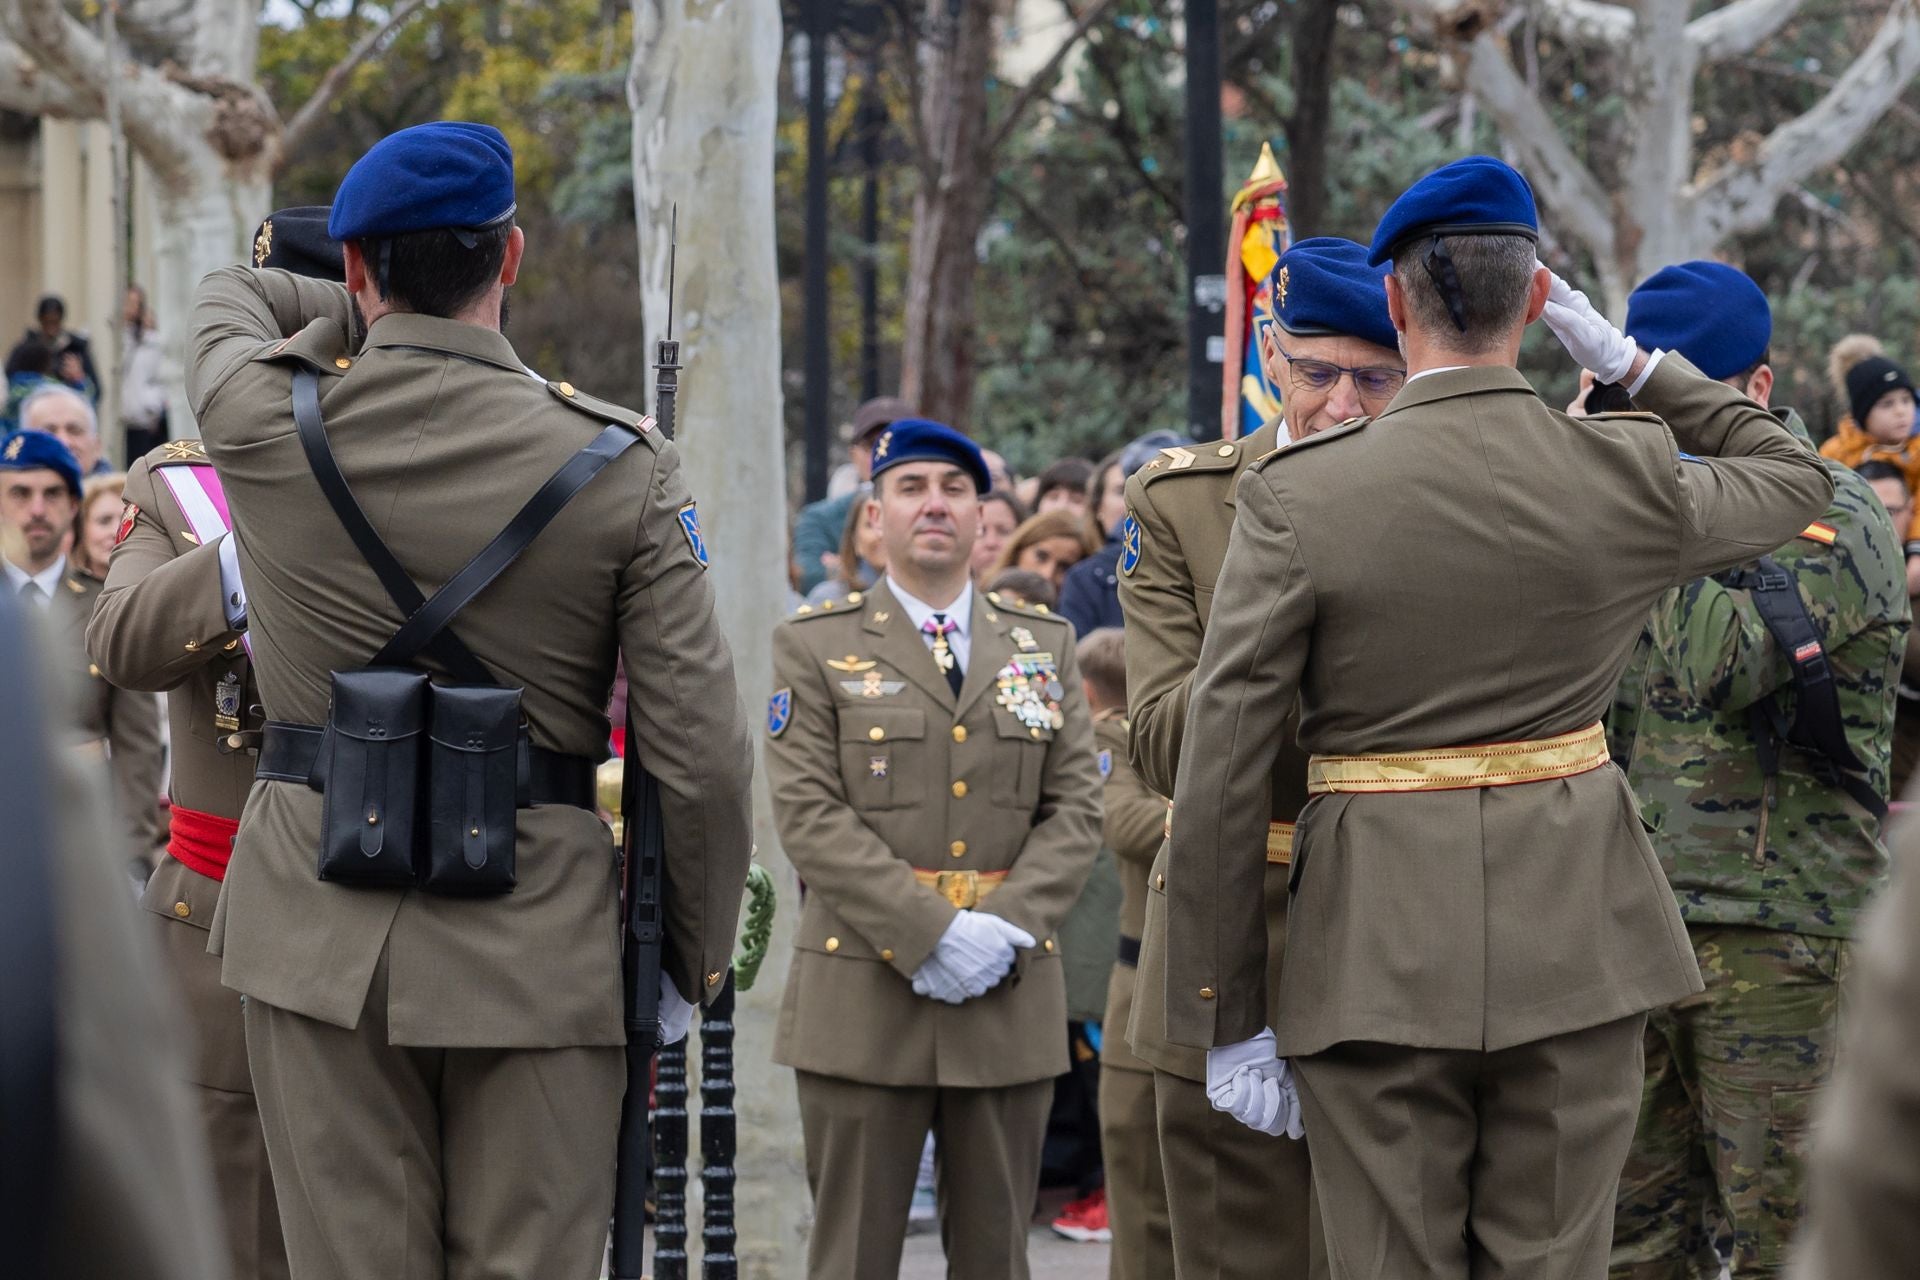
[{"x1": 1272, "y1": 341, "x2": 1406, "y2": 400}]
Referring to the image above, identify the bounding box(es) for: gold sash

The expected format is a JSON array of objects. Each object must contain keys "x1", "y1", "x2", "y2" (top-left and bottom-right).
[
  {"x1": 1307, "y1": 722, "x2": 1609, "y2": 794},
  {"x1": 1163, "y1": 804, "x2": 1294, "y2": 864}
]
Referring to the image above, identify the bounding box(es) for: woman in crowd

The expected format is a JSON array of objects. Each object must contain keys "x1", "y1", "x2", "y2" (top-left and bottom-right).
[
  {"x1": 805, "y1": 497, "x2": 886, "y2": 606},
  {"x1": 988, "y1": 508, "x2": 1094, "y2": 594},
  {"x1": 72, "y1": 472, "x2": 126, "y2": 580},
  {"x1": 971, "y1": 489, "x2": 1029, "y2": 582}
]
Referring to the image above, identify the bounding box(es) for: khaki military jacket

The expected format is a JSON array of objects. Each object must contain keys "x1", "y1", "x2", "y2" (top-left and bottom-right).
[
  {"x1": 1094, "y1": 711, "x2": 1169, "y2": 1076},
  {"x1": 185, "y1": 266, "x2": 753, "y2": 1048},
  {"x1": 1118, "y1": 420, "x2": 1304, "y2": 1079},
  {"x1": 766, "y1": 580, "x2": 1102, "y2": 1087},
  {"x1": 55, "y1": 565, "x2": 165, "y2": 856},
  {"x1": 1167, "y1": 356, "x2": 1834, "y2": 1057},
  {"x1": 89, "y1": 442, "x2": 264, "y2": 930}
]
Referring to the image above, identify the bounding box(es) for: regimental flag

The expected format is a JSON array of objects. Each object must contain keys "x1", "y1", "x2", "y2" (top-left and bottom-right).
[{"x1": 1222, "y1": 142, "x2": 1291, "y2": 440}]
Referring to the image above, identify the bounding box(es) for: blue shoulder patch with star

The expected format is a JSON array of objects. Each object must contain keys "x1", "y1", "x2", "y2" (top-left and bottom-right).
[
  {"x1": 1098, "y1": 749, "x2": 1113, "y2": 779},
  {"x1": 1119, "y1": 513, "x2": 1142, "y2": 576},
  {"x1": 767, "y1": 688, "x2": 792, "y2": 738},
  {"x1": 678, "y1": 502, "x2": 709, "y2": 567}
]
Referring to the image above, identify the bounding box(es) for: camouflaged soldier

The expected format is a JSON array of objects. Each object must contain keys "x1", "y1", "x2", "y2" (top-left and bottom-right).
[
  {"x1": 1606, "y1": 263, "x2": 1908, "y2": 1280},
  {"x1": 1121, "y1": 237, "x2": 1403, "y2": 1280}
]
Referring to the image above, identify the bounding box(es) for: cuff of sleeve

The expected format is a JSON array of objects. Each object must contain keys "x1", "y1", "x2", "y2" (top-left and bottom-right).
[
  {"x1": 215, "y1": 532, "x2": 248, "y2": 629},
  {"x1": 1625, "y1": 348, "x2": 1666, "y2": 397}
]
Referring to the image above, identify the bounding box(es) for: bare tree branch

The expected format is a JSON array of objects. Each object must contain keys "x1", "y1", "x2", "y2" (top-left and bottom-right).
[
  {"x1": 1456, "y1": 31, "x2": 1618, "y2": 264},
  {"x1": 983, "y1": 0, "x2": 1120, "y2": 159},
  {"x1": 1687, "y1": 0, "x2": 1802, "y2": 63},
  {"x1": 1533, "y1": 0, "x2": 1636, "y2": 49},
  {"x1": 0, "y1": 35, "x2": 93, "y2": 114},
  {"x1": 280, "y1": 0, "x2": 432, "y2": 160},
  {"x1": 1692, "y1": 0, "x2": 1920, "y2": 243},
  {"x1": 3, "y1": 0, "x2": 195, "y2": 173}
]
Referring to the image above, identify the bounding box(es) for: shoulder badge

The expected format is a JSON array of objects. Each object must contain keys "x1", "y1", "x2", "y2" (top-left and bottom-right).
[
  {"x1": 114, "y1": 500, "x2": 140, "y2": 547},
  {"x1": 156, "y1": 439, "x2": 209, "y2": 465},
  {"x1": 1137, "y1": 441, "x2": 1242, "y2": 489},
  {"x1": 1799, "y1": 521, "x2": 1839, "y2": 546},
  {"x1": 549, "y1": 379, "x2": 655, "y2": 436},
  {"x1": 1119, "y1": 512, "x2": 1143, "y2": 576},
  {"x1": 767, "y1": 688, "x2": 792, "y2": 738},
  {"x1": 1097, "y1": 748, "x2": 1113, "y2": 779},
  {"x1": 677, "y1": 502, "x2": 709, "y2": 568}
]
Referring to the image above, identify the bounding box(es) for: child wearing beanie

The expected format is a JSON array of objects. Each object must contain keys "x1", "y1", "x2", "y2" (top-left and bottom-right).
[{"x1": 1820, "y1": 340, "x2": 1920, "y2": 540}]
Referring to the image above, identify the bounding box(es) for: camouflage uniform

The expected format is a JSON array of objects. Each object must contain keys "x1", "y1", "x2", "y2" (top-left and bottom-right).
[{"x1": 1609, "y1": 410, "x2": 1908, "y2": 1279}]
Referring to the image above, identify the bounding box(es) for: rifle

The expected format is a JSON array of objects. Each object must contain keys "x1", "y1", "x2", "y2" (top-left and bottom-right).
[{"x1": 608, "y1": 207, "x2": 682, "y2": 1280}]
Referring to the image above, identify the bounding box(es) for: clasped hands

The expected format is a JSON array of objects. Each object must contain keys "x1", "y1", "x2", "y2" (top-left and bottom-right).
[
  {"x1": 1206, "y1": 1028, "x2": 1306, "y2": 1140},
  {"x1": 910, "y1": 909, "x2": 1036, "y2": 1004}
]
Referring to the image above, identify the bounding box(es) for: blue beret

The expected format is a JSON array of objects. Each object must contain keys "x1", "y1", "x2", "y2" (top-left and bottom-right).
[
  {"x1": 1272, "y1": 237, "x2": 1398, "y2": 353},
  {"x1": 0, "y1": 429, "x2": 82, "y2": 498},
  {"x1": 329, "y1": 122, "x2": 516, "y2": 242},
  {"x1": 870, "y1": 419, "x2": 991, "y2": 493},
  {"x1": 1367, "y1": 156, "x2": 1539, "y2": 266},
  {"x1": 1625, "y1": 261, "x2": 1771, "y2": 381}
]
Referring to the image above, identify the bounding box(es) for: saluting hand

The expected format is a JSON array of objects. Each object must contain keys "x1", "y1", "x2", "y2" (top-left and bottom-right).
[{"x1": 1539, "y1": 268, "x2": 1640, "y2": 387}]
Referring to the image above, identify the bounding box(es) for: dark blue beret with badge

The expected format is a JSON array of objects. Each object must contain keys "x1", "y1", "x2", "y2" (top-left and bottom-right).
[
  {"x1": 0, "y1": 429, "x2": 82, "y2": 498},
  {"x1": 1625, "y1": 261, "x2": 1771, "y2": 381},
  {"x1": 1271, "y1": 237, "x2": 1398, "y2": 353},
  {"x1": 328, "y1": 122, "x2": 517, "y2": 242},
  {"x1": 252, "y1": 205, "x2": 344, "y2": 282},
  {"x1": 1367, "y1": 156, "x2": 1540, "y2": 266},
  {"x1": 870, "y1": 418, "x2": 991, "y2": 494}
]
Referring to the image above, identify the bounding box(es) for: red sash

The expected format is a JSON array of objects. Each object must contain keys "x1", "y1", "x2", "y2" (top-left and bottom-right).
[{"x1": 168, "y1": 804, "x2": 240, "y2": 880}]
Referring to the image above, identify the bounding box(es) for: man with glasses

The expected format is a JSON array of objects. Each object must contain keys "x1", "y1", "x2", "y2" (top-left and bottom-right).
[{"x1": 1115, "y1": 237, "x2": 1400, "y2": 1279}]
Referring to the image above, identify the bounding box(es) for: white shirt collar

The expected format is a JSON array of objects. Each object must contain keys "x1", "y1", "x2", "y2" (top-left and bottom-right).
[
  {"x1": 885, "y1": 577, "x2": 974, "y2": 639},
  {"x1": 4, "y1": 554, "x2": 67, "y2": 607},
  {"x1": 1406, "y1": 365, "x2": 1469, "y2": 383}
]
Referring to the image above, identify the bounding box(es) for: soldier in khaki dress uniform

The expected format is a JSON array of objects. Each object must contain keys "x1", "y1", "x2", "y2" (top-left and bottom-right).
[
  {"x1": 83, "y1": 207, "x2": 339, "y2": 1280},
  {"x1": 1120, "y1": 237, "x2": 1402, "y2": 1279},
  {"x1": 184, "y1": 124, "x2": 754, "y2": 1276},
  {"x1": 1165, "y1": 157, "x2": 1833, "y2": 1278},
  {"x1": 0, "y1": 429, "x2": 166, "y2": 869},
  {"x1": 766, "y1": 419, "x2": 1102, "y2": 1279}
]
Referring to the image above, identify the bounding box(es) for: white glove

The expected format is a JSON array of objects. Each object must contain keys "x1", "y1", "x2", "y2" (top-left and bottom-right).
[
  {"x1": 658, "y1": 971, "x2": 696, "y2": 1045},
  {"x1": 1539, "y1": 269, "x2": 1639, "y2": 386},
  {"x1": 1206, "y1": 1029, "x2": 1306, "y2": 1139},
  {"x1": 910, "y1": 911, "x2": 1036, "y2": 1004}
]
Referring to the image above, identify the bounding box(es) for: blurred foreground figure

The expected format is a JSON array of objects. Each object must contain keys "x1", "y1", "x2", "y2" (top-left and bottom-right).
[{"x1": 0, "y1": 588, "x2": 229, "y2": 1280}]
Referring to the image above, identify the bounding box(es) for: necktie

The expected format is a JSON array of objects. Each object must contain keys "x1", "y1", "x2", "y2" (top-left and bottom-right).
[
  {"x1": 923, "y1": 614, "x2": 964, "y2": 696},
  {"x1": 17, "y1": 580, "x2": 44, "y2": 607}
]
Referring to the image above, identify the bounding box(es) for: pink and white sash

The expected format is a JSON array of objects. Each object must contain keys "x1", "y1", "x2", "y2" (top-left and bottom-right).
[{"x1": 156, "y1": 463, "x2": 251, "y2": 658}]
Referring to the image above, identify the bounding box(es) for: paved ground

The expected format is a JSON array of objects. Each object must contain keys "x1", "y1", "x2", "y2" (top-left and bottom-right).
[{"x1": 900, "y1": 1189, "x2": 1109, "y2": 1278}]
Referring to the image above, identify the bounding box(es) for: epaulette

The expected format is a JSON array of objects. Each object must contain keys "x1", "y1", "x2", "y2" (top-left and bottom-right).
[
  {"x1": 985, "y1": 591, "x2": 1065, "y2": 624},
  {"x1": 1251, "y1": 417, "x2": 1368, "y2": 469},
  {"x1": 1135, "y1": 442, "x2": 1245, "y2": 488},
  {"x1": 149, "y1": 438, "x2": 210, "y2": 467},
  {"x1": 251, "y1": 317, "x2": 351, "y2": 375},
  {"x1": 792, "y1": 590, "x2": 869, "y2": 619},
  {"x1": 547, "y1": 379, "x2": 659, "y2": 441},
  {"x1": 1587, "y1": 410, "x2": 1664, "y2": 425}
]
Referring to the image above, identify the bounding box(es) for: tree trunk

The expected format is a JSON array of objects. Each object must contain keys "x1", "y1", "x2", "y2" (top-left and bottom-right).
[
  {"x1": 629, "y1": 0, "x2": 804, "y2": 1274},
  {"x1": 1284, "y1": 0, "x2": 1337, "y2": 237},
  {"x1": 898, "y1": 0, "x2": 997, "y2": 431},
  {"x1": 152, "y1": 162, "x2": 271, "y2": 435}
]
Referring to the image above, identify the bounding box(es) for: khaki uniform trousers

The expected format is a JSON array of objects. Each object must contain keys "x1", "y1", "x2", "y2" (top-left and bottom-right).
[
  {"x1": 1100, "y1": 1062, "x2": 1173, "y2": 1280},
  {"x1": 794, "y1": 1070, "x2": 1053, "y2": 1280},
  {"x1": 1154, "y1": 1067, "x2": 1323, "y2": 1279},
  {"x1": 1293, "y1": 1014, "x2": 1647, "y2": 1280},
  {"x1": 242, "y1": 949, "x2": 624, "y2": 1280},
  {"x1": 144, "y1": 863, "x2": 289, "y2": 1280}
]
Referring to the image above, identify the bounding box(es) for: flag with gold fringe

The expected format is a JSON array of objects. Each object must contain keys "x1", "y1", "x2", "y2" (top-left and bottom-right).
[{"x1": 1221, "y1": 142, "x2": 1291, "y2": 439}]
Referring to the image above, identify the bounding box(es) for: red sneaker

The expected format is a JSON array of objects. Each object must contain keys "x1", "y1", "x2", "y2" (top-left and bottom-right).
[{"x1": 1050, "y1": 1187, "x2": 1111, "y2": 1243}]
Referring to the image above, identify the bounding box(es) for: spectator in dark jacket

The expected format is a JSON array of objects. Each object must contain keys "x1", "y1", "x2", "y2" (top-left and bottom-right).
[{"x1": 1058, "y1": 432, "x2": 1189, "y2": 636}]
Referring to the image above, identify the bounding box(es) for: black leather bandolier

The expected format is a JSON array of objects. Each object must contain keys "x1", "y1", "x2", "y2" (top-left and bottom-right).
[
  {"x1": 1716, "y1": 554, "x2": 1889, "y2": 822},
  {"x1": 257, "y1": 367, "x2": 640, "y2": 894}
]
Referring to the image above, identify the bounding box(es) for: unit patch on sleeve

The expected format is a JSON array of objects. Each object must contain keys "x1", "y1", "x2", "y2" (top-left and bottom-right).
[
  {"x1": 678, "y1": 502, "x2": 709, "y2": 568},
  {"x1": 767, "y1": 688, "x2": 792, "y2": 738}
]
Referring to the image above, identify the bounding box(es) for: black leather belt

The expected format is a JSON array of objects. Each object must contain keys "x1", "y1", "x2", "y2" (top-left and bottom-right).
[
  {"x1": 258, "y1": 721, "x2": 597, "y2": 810},
  {"x1": 1117, "y1": 935, "x2": 1141, "y2": 967}
]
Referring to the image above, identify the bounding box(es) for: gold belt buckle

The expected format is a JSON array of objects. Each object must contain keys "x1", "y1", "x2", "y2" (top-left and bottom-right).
[{"x1": 934, "y1": 870, "x2": 980, "y2": 909}]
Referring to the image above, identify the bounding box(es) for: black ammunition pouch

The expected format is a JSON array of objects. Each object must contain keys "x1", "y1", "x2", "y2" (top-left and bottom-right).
[
  {"x1": 278, "y1": 366, "x2": 639, "y2": 895},
  {"x1": 1715, "y1": 555, "x2": 1888, "y2": 821},
  {"x1": 316, "y1": 668, "x2": 430, "y2": 887}
]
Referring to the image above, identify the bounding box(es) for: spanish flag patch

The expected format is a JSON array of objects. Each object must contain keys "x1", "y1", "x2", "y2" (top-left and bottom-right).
[{"x1": 1799, "y1": 521, "x2": 1838, "y2": 546}]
